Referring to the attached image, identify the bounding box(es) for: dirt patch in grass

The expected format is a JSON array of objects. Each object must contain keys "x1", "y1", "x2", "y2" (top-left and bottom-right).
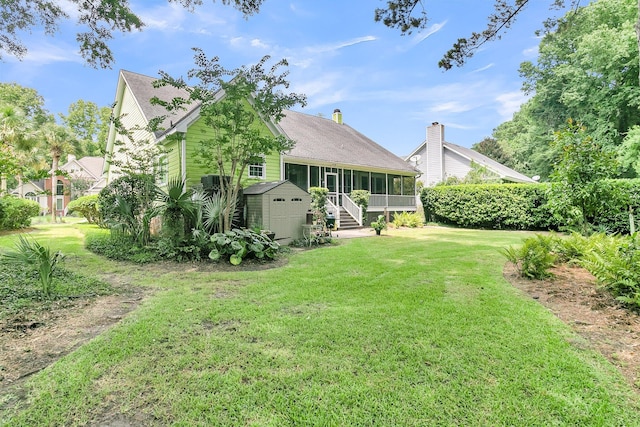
[{"x1": 505, "y1": 263, "x2": 640, "y2": 391}]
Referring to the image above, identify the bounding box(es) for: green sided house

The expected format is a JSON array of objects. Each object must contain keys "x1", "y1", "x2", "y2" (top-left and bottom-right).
[{"x1": 104, "y1": 70, "x2": 419, "y2": 236}]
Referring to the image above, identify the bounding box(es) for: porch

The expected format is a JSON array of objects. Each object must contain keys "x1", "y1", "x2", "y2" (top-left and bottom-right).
[{"x1": 326, "y1": 193, "x2": 417, "y2": 229}]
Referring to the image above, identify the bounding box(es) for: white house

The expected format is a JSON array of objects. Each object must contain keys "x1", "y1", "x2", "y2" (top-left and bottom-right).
[{"x1": 406, "y1": 122, "x2": 535, "y2": 187}]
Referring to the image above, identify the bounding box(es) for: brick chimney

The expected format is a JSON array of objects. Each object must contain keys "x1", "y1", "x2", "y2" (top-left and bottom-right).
[{"x1": 332, "y1": 108, "x2": 343, "y2": 124}]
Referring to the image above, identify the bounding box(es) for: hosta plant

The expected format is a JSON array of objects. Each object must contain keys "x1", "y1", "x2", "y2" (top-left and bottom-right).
[{"x1": 209, "y1": 228, "x2": 281, "y2": 265}]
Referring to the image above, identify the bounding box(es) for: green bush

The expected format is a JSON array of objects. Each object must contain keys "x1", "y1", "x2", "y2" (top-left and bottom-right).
[
  {"x1": 67, "y1": 194, "x2": 101, "y2": 225},
  {"x1": 391, "y1": 211, "x2": 423, "y2": 228},
  {"x1": 208, "y1": 228, "x2": 281, "y2": 265},
  {"x1": 421, "y1": 179, "x2": 640, "y2": 233},
  {"x1": 421, "y1": 183, "x2": 555, "y2": 230},
  {"x1": 0, "y1": 196, "x2": 40, "y2": 230},
  {"x1": 501, "y1": 234, "x2": 558, "y2": 279},
  {"x1": 350, "y1": 190, "x2": 370, "y2": 219},
  {"x1": 85, "y1": 232, "x2": 160, "y2": 264}
]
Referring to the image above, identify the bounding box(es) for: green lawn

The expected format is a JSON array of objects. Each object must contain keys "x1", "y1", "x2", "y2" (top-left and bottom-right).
[{"x1": 2, "y1": 224, "x2": 639, "y2": 426}]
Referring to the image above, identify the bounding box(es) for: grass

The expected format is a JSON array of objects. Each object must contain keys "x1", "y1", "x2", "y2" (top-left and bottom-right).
[{"x1": 2, "y1": 225, "x2": 640, "y2": 425}]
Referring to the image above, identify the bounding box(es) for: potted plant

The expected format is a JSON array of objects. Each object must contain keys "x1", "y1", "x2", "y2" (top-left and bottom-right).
[{"x1": 371, "y1": 215, "x2": 387, "y2": 235}]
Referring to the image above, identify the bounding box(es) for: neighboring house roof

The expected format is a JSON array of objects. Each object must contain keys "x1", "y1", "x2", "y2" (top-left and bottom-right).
[
  {"x1": 120, "y1": 70, "x2": 200, "y2": 137},
  {"x1": 63, "y1": 156, "x2": 105, "y2": 180},
  {"x1": 442, "y1": 142, "x2": 534, "y2": 183},
  {"x1": 279, "y1": 110, "x2": 417, "y2": 174},
  {"x1": 406, "y1": 137, "x2": 535, "y2": 184}
]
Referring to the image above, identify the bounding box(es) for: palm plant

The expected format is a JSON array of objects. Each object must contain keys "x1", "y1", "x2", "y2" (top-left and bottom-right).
[
  {"x1": 41, "y1": 123, "x2": 76, "y2": 222},
  {"x1": 155, "y1": 177, "x2": 198, "y2": 242},
  {"x1": 2, "y1": 235, "x2": 64, "y2": 297}
]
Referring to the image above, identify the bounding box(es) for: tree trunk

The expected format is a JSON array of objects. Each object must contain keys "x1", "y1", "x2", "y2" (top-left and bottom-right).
[{"x1": 51, "y1": 155, "x2": 59, "y2": 223}]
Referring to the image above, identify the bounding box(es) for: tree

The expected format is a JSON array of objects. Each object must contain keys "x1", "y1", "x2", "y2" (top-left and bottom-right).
[
  {"x1": 41, "y1": 123, "x2": 75, "y2": 221},
  {"x1": 494, "y1": 0, "x2": 640, "y2": 179},
  {"x1": 0, "y1": 83, "x2": 52, "y2": 125},
  {"x1": 472, "y1": 137, "x2": 513, "y2": 167},
  {"x1": 547, "y1": 120, "x2": 618, "y2": 234},
  {"x1": 0, "y1": 104, "x2": 37, "y2": 194},
  {"x1": 153, "y1": 49, "x2": 306, "y2": 232},
  {"x1": 0, "y1": 0, "x2": 594, "y2": 72},
  {"x1": 60, "y1": 100, "x2": 111, "y2": 157}
]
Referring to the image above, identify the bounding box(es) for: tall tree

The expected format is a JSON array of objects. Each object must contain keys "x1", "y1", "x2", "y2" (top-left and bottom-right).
[
  {"x1": 0, "y1": 104, "x2": 35, "y2": 193},
  {"x1": 153, "y1": 49, "x2": 306, "y2": 232},
  {"x1": 0, "y1": 82, "x2": 51, "y2": 125},
  {"x1": 41, "y1": 123, "x2": 75, "y2": 221},
  {"x1": 0, "y1": 0, "x2": 599, "y2": 72},
  {"x1": 471, "y1": 137, "x2": 513, "y2": 167},
  {"x1": 494, "y1": 0, "x2": 640, "y2": 179},
  {"x1": 60, "y1": 100, "x2": 110, "y2": 157}
]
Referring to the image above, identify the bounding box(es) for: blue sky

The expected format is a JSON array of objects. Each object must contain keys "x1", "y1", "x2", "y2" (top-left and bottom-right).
[{"x1": 0, "y1": 0, "x2": 571, "y2": 156}]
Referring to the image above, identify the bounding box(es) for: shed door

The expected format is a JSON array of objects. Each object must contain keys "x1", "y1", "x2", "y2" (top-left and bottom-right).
[{"x1": 269, "y1": 197, "x2": 289, "y2": 239}]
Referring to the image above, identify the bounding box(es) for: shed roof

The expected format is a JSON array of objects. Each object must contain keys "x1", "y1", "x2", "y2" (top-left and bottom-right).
[{"x1": 243, "y1": 180, "x2": 307, "y2": 195}]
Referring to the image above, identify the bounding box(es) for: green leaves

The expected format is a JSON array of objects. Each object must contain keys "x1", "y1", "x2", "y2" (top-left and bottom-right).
[
  {"x1": 208, "y1": 228, "x2": 280, "y2": 265},
  {"x1": 2, "y1": 235, "x2": 64, "y2": 297}
]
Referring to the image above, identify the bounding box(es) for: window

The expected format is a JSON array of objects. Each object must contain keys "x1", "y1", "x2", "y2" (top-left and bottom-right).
[
  {"x1": 249, "y1": 157, "x2": 266, "y2": 179},
  {"x1": 156, "y1": 154, "x2": 168, "y2": 185},
  {"x1": 56, "y1": 180, "x2": 64, "y2": 195},
  {"x1": 285, "y1": 163, "x2": 308, "y2": 190},
  {"x1": 25, "y1": 192, "x2": 36, "y2": 201},
  {"x1": 56, "y1": 197, "x2": 63, "y2": 211}
]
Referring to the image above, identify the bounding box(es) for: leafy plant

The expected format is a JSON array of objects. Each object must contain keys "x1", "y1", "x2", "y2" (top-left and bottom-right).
[
  {"x1": 371, "y1": 215, "x2": 387, "y2": 234},
  {"x1": 501, "y1": 234, "x2": 558, "y2": 279},
  {"x1": 309, "y1": 187, "x2": 329, "y2": 226},
  {"x1": 67, "y1": 194, "x2": 101, "y2": 224},
  {"x1": 208, "y1": 228, "x2": 281, "y2": 265},
  {"x1": 155, "y1": 176, "x2": 198, "y2": 242},
  {"x1": 0, "y1": 195, "x2": 40, "y2": 229},
  {"x1": 350, "y1": 190, "x2": 370, "y2": 219},
  {"x1": 391, "y1": 211, "x2": 423, "y2": 228},
  {"x1": 1, "y1": 235, "x2": 64, "y2": 297}
]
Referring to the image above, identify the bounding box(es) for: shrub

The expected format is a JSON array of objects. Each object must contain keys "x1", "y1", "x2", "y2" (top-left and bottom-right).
[
  {"x1": 581, "y1": 234, "x2": 640, "y2": 309},
  {"x1": 350, "y1": 190, "x2": 370, "y2": 219},
  {"x1": 67, "y1": 194, "x2": 101, "y2": 224},
  {"x1": 1, "y1": 235, "x2": 64, "y2": 297},
  {"x1": 0, "y1": 196, "x2": 40, "y2": 229},
  {"x1": 501, "y1": 234, "x2": 559, "y2": 280},
  {"x1": 208, "y1": 228, "x2": 281, "y2": 265},
  {"x1": 85, "y1": 232, "x2": 159, "y2": 264},
  {"x1": 391, "y1": 211, "x2": 423, "y2": 228},
  {"x1": 422, "y1": 183, "x2": 558, "y2": 230},
  {"x1": 309, "y1": 187, "x2": 329, "y2": 224}
]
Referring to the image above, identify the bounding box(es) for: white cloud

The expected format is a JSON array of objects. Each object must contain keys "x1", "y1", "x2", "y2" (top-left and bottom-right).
[
  {"x1": 522, "y1": 46, "x2": 539, "y2": 58},
  {"x1": 250, "y1": 38, "x2": 270, "y2": 49},
  {"x1": 18, "y1": 42, "x2": 83, "y2": 65},
  {"x1": 430, "y1": 101, "x2": 473, "y2": 114},
  {"x1": 471, "y1": 63, "x2": 494, "y2": 73},
  {"x1": 307, "y1": 36, "x2": 377, "y2": 54},
  {"x1": 413, "y1": 21, "x2": 447, "y2": 45},
  {"x1": 495, "y1": 91, "x2": 529, "y2": 120}
]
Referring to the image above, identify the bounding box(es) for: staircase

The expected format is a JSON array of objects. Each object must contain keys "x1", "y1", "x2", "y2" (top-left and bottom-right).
[{"x1": 338, "y1": 207, "x2": 361, "y2": 230}]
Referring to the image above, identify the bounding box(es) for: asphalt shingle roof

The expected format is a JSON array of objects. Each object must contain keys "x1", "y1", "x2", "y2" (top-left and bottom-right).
[{"x1": 278, "y1": 110, "x2": 416, "y2": 174}]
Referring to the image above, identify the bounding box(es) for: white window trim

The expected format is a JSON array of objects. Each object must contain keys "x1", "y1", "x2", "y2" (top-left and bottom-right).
[{"x1": 248, "y1": 157, "x2": 266, "y2": 179}]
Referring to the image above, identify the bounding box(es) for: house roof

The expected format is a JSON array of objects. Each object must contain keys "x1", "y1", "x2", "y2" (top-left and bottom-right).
[
  {"x1": 278, "y1": 110, "x2": 417, "y2": 174},
  {"x1": 120, "y1": 70, "x2": 200, "y2": 137},
  {"x1": 407, "y1": 139, "x2": 535, "y2": 183},
  {"x1": 63, "y1": 156, "x2": 104, "y2": 179},
  {"x1": 119, "y1": 70, "x2": 417, "y2": 175}
]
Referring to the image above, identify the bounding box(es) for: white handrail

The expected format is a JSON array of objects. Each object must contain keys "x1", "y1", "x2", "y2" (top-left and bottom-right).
[{"x1": 342, "y1": 193, "x2": 363, "y2": 226}]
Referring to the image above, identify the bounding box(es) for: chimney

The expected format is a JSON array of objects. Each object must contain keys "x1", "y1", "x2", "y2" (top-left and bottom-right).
[
  {"x1": 426, "y1": 122, "x2": 445, "y2": 185},
  {"x1": 332, "y1": 108, "x2": 343, "y2": 124}
]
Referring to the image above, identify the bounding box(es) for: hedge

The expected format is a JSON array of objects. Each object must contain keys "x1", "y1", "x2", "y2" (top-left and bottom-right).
[
  {"x1": 420, "y1": 179, "x2": 640, "y2": 232},
  {"x1": 67, "y1": 194, "x2": 101, "y2": 224},
  {"x1": 0, "y1": 196, "x2": 40, "y2": 230}
]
